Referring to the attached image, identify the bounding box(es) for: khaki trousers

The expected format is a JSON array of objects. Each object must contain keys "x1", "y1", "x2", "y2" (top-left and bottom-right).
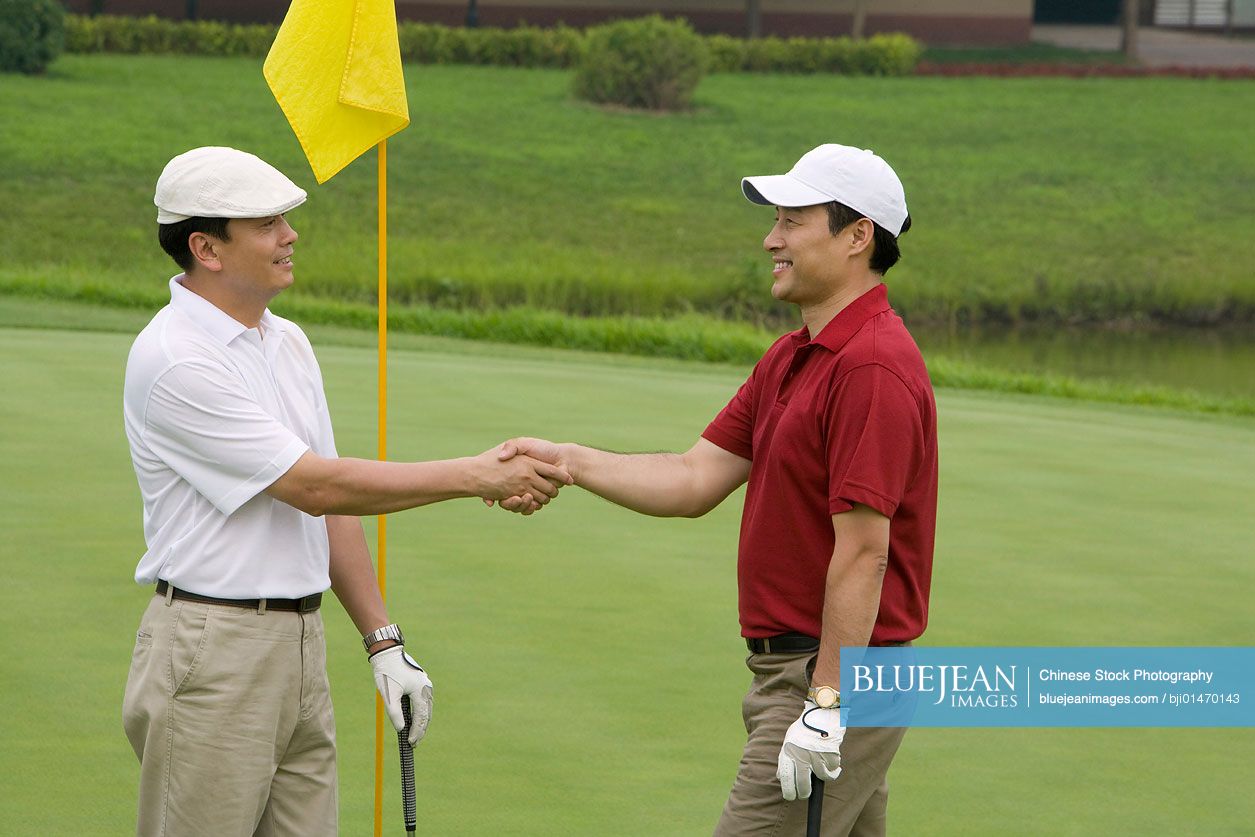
[
  {"x1": 122, "y1": 594, "x2": 338, "y2": 836},
  {"x1": 713, "y1": 653, "x2": 908, "y2": 837}
]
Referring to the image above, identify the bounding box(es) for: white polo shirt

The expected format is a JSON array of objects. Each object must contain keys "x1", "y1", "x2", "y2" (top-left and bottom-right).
[{"x1": 123, "y1": 276, "x2": 338, "y2": 598}]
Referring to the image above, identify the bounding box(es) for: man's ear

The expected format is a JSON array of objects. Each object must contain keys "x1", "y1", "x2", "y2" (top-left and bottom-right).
[
  {"x1": 847, "y1": 218, "x2": 875, "y2": 259},
  {"x1": 187, "y1": 232, "x2": 224, "y2": 272}
]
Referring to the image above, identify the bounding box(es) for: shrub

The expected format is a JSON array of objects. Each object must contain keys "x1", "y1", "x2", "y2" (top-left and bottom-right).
[
  {"x1": 0, "y1": 0, "x2": 66, "y2": 74},
  {"x1": 573, "y1": 15, "x2": 708, "y2": 111}
]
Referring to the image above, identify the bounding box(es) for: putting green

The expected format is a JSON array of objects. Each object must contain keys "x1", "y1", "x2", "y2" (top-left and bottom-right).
[{"x1": 0, "y1": 325, "x2": 1251, "y2": 835}]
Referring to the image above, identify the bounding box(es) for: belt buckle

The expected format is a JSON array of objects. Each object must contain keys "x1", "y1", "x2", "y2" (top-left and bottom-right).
[{"x1": 297, "y1": 594, "x2": 319, "y2": 613}]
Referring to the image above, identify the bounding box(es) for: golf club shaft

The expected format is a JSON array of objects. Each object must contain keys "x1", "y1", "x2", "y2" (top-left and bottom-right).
[
  {"x1": 806, "y1": 774, "x2": 823, "y2": 837},
  {"x1": 399, "y1": 695, "x2": 417, "y2": 835}
]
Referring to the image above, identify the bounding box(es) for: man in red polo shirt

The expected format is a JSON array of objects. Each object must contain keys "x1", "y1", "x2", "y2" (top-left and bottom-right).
[{"x1": 497, "y1": 144, "x2": 937, "y2": 835}]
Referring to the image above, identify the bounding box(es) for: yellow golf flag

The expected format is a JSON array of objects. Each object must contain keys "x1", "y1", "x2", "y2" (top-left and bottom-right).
[{"x1": 264, "y1": 0, "x2": 409, "y2": 183}]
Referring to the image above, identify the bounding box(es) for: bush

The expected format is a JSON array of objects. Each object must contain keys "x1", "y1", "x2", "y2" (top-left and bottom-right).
[
  {"x1": 0, "y1": 0, "x2": 66, "y2": 74},
  {"x1": 573, "y1": 15, "x2": 708, "y2": 111}
]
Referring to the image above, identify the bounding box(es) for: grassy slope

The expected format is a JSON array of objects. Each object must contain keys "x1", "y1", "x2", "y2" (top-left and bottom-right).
[
  {"x1": 0, "y1": 325, "x2": 1252, "y2": 834},
  {"x1": 1, "y1": 55, "x2": 1253, "y2": 326}
]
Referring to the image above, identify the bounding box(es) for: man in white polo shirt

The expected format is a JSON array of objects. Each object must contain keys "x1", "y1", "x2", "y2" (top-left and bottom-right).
[{"x1": 121, "y1": 147, "x2": 570, "y2": 836}]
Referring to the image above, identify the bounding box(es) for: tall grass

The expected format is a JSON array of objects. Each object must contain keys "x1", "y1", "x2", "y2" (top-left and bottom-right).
[{"x1": 4, "y1": 284, "x2": 1252, "y2": 418}]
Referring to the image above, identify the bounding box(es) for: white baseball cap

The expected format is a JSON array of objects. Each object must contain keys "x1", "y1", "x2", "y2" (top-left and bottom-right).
[
  {"x1": 741, "y1": 144, "x2": 909, "y2": 237},
  {"x1": 154, "y1": 146, "x2": 307, "y2": 224}
]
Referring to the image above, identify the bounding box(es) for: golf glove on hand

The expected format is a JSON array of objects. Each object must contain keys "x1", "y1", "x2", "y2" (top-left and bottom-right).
[
  {"x1": 776, "y1": 700, "x2": 845, "y2": 801},
  {"x1": 370, "y1": 646, "x2": 434, "y2": 746}
]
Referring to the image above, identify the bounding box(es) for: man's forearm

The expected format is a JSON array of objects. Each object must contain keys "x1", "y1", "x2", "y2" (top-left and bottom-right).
[
  {"x1": 316, "y1": 457, "x2": 475, "y2": 516},
  {"x1": 811, "y1": 543, "x2": 888, "y2": 690},
  {"x1": 270, "y1": 448, "x2": 567, "y2": 518},
  {"x1": 562, "y1": 444, "x2": 711, "y2": 517},
  {"x1": 326, "y1": 515, "x2": 399, "y2": 654}
]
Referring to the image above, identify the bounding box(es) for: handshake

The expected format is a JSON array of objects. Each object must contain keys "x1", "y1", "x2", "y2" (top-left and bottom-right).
[{"x1": 475, "y1": 437, "x2": 572, "y2": 515}]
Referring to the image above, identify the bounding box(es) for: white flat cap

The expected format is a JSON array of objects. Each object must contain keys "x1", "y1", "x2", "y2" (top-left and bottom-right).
[
  {"x1": 742, "y1": 144, "x2": 908, "y2": 237},
  {"x1": 155, "y1": 146, "x2": 307, "y2": 224}
]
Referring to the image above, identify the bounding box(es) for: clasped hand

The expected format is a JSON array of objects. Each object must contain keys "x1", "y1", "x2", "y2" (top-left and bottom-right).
[
  {"x1": 776, "y1": 700, "x2": 845, "y2": 800},
  {"x1": 473, "y1": 439, "x2": 570, "y2": 514},
  {"x1": 480, "y1": 437, "x2": 570, "y2": 515}
]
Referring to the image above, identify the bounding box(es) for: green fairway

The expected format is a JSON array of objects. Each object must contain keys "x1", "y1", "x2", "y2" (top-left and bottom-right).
[
  {"x1": 1, "y1": 323, "x2": 1252, "y2": 835},
  {"x1": 2, "y1": 54, "x2": 1253, "y2": 326}
]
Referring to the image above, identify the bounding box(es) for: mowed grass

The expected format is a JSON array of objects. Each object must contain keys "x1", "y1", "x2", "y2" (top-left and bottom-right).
[
  {"x1": 1, "y1": 321, "x2": 1253, "y2": 835},
  {"x1": 1, "y1": 54, "x2": 1254, "y2": 325}
]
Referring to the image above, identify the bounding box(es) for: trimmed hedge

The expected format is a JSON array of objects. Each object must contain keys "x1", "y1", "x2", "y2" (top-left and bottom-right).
[
  {"x1": 398, "y1": 21, "x2": 585, "y2": 68},
  {"x1": 65, "y1": 14, "x2": 275, "y2": 57},
  {"x1": 707, "y1": 32, "x2": 920, "y2": 75},
  {"x1": 63, "y1": 14, "x2": 920, "y2": 76}
]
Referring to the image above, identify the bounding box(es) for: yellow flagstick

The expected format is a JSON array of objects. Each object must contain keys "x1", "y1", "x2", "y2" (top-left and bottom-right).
[
  {"x1": 373, "y1": 139, "x2": 389, "y2": 837},
  {"x1": 264, "y1": 4, "x2": 410, "y2": 832}
]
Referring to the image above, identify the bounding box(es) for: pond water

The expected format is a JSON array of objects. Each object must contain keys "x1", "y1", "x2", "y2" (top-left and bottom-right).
[{"x1": 910, "y1": 324, "x2": 1255, "y2": 401}]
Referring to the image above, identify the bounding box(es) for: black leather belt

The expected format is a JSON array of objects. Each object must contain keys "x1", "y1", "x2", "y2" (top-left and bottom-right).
[
  {"x1": 156, "y1": 580, "x2": 322, "y2": 613},
  {"x1": 746, "y1": 634, "x2": 912, "y2": 653},
  {"x1": 746, "y1": 633, "x2": 820, "y2": 654}
]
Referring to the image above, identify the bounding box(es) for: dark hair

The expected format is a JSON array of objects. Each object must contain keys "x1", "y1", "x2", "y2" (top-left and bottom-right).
[
  {"x1": 157, "y1": 217, "x2": 231, "y2": 271},
  {"x1": 824, "y1": 201, "x2": 911, "y2": 275}
]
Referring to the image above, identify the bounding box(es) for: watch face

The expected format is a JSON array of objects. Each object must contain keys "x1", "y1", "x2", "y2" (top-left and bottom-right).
[{"x1": 814, "y1": 686, "x2": 839, "y2": 708}]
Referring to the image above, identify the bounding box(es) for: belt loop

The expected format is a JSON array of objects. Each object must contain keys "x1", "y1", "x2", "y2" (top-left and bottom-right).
[
  {"x1": 164, "y1": 583, "x2": 174, "y2": 606},
  {"x1": 257, "y1": 598, "x2": 267, "y2": 616},
  {"x1": 762, "y1": 637, "x2": 771, "y2": 654}
]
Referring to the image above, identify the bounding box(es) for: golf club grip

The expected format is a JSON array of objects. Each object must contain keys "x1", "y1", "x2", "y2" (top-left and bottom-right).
[
  {"x1": 806, "y1": 775, "x2": 824, "y2": 837},
  {"x1": 399, "y1": 695, "x2": 417, "y2": 833}
]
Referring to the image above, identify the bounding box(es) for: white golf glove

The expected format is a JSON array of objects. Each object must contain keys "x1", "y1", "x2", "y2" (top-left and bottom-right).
[
  {"x1": 776, "y1": 700, "x2": 845, "y2": 801},
  {"x1": 370, "y1": 645, "x2": 434, "y2": 746}
]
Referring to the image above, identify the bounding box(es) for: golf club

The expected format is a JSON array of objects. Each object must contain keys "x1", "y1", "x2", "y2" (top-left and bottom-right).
[
  {"x1": 806, "y1": 774, "x2": 823, "y2": 837},
  {"x1": 399, "y1": 695, "x2": 417, "y2": 836}
]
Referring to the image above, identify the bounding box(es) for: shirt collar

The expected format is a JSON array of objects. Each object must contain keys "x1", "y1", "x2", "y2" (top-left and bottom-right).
[
  {"x1": 168, "y1": 275, "x2": 285, "y2": 345},
  {"x1": 802, "y1": 283, "x2": 893, "y2": 353}
]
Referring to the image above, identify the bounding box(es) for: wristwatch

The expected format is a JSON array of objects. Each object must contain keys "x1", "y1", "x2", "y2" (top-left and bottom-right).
[
  {"x1": 362, "y1": 623, "x2": 404, "y2": 651},
  {"x1": 808, "y1": 685, "x2": 841, "y2": 709}
]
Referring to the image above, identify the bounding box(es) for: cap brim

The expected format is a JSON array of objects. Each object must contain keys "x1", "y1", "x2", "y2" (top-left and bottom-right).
[
  {"x1": 156, "y1": 193, "x2": 307, "y2": 225},
  {"x1": 741, "y1": 175, "x2": 832, "y2": 208}
]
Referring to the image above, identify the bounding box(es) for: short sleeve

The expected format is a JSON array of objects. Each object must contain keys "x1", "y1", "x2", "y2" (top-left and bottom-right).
[
  {"x1": 825, "y1": 365, "x2": 924, "y2": 518},
  {"x1": 702, "y1": 364, "x2": 760, "y2": 461},
  {"x1": 142, "y1": 360, "x2": 309, "y2": 516}
]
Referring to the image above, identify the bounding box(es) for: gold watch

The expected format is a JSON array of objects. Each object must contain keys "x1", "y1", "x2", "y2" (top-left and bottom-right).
[{"x1": 808, "y1": 685, "x2": 840, "y2": 709}]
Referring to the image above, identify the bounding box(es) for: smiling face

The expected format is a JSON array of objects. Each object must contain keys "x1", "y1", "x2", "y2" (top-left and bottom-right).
[
  {"x1": 761, "y1": 204, "x2": 846, "y2": 307},
  {"x1": 215, "y1": 215, "x2": 298, "y2": 300},
  {"x1": 186, "y1": 214, "x2": 299, "y2": 310},
  {"x1": 761, "y1": 203, "x2": 879, "y2": 314}
]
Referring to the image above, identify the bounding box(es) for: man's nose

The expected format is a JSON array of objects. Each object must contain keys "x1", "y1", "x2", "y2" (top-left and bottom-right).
[{"x1": 763, "y1": 223, "x2": 783, "y2": 252}]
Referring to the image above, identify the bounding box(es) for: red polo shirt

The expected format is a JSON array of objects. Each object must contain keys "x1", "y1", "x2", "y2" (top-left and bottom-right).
[{"x1": 702, "y1": 283, "x2": 937, "y2": 645}]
